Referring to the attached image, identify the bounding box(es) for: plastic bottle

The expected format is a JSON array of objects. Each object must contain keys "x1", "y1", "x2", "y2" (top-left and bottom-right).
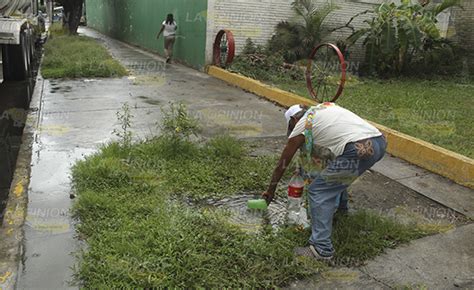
[
  {"x1": 247, "y1": 199, "x2": 268, "y2": 210},
  {"x1": 287, "y1": 173, "x2": 307, "y2": 226}
]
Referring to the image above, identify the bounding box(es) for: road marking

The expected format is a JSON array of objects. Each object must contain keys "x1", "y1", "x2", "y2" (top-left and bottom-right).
[
  {"x1": 0, "y1": 271, "x2": 12, "y2": 283},
  {"x1": 14, "y1": 181, "x2": 24, "y2": 198}
]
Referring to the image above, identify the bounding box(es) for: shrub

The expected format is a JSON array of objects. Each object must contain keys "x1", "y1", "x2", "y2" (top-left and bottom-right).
[
  {"x1": 267, "y1": 0, "x2": 338, "y2": 63},
  {"x1": 346, "y1": 0, "x2": 462, "y2": 76},
  {"x1": 230, "y1": 40, "x2": 305, "y2": 82}
]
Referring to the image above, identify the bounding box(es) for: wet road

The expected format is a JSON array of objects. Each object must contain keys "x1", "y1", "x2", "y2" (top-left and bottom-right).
[{"x1": 15, "y1": 27, "x2": 286, "y2": 289}]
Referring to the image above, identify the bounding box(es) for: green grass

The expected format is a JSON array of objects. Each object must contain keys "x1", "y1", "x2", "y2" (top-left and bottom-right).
[
  {"x1": 42, "y1": 25, "x2": 127, "y2": 78},
  {"x1": 229, "y1": 52, "x2": 473, "y2": 158},
  {"x1": 275, "y1": 78, "x2": 473, "y2": 158},
  {"x1": 72, "y1": 136, "x2": 436, "y2": 287}
]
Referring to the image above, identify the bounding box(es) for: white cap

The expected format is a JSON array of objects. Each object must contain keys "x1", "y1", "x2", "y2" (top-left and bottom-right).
[{"x1": 285, "y1": 105, "x2": 303, "y2": 125}]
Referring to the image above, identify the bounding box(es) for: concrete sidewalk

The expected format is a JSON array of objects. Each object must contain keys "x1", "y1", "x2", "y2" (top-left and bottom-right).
[
  {"x1": 4, "y1": 27, "x2": 472, "y2": 289},
  {"x1": 289, "y1": 223, "x2": 474, "y2": 289}
]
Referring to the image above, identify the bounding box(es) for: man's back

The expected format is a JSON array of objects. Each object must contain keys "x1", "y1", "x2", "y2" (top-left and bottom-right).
[{"x1": 289, "y1": 104, "x2": 381, "y2": 157}]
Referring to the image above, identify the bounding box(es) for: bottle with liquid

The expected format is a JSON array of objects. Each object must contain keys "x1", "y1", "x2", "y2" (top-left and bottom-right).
[{"x1": 287, "y1": 173, "x2": 308, "y2": 227}]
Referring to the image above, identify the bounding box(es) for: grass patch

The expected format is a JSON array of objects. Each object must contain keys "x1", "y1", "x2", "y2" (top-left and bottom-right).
[
  {"x1": 229, "y1": 61, "x2": 473, "y2": 158},
  {"x1": 48, "y1": 22, "x2": 69, "y2": 37},
  {"x1": 332, "y1": 211, "x2": 427, "y2": 265},
  {"x1": 72, "y1": 136, "x2": 437, "y2": 287},
  {"x1": 276, "y1": 78, "x2": 473, "y2": 158},
  {"x1": 42, "y1": 25, "x2": 127, "y2": 78}
]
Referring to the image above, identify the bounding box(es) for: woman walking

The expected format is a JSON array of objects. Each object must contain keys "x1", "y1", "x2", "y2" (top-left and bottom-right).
[{"x1": 157, "y1": 14, "x2": 177, "y2": 63}]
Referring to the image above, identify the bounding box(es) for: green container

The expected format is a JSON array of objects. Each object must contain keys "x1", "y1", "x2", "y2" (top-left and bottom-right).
[{"x1": 247, "y1": 199, "x2": 268, "y2": 210}]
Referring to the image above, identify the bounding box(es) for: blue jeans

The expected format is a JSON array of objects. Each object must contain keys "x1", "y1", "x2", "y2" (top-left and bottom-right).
[{"x1": 306, "y1": 135, "x2": 386, "y2": 256}]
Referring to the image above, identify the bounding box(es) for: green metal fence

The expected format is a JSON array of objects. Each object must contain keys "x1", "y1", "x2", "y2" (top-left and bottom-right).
[{"x1": 85, "y1": 0, "x2": 208, "y2": 69}]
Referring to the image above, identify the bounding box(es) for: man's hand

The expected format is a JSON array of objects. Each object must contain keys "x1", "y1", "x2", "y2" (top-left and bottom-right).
[
  {"x1": 262, "y1": 191, "x2": 274, "y2": 205},
  {"x1": 263, "y1": 135, "x2": 304, "y2": 204}
]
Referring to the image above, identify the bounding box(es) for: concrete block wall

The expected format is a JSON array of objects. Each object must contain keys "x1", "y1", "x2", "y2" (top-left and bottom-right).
[
  {"x1": 205, "y1": 0, "x2": 295, "y2": 64},
  {"x1": 451, "y1": 0, "x2": 474, "y2": 50},
  {"x1": 205, "y1": 0, "x2": 378, "y2": 65},
  {"x1": 451, "y1": 0, "x2": 474, "y2": 73},
  {"x1": 205, "y1": 0, "x2": 470, "y2": 69},
  {"x1": 315, "y1": 0, "x2": 379, "y2": 63}
]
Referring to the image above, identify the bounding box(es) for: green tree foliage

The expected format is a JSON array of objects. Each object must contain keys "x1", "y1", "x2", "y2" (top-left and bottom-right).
[
  {"x1": 346, "y1": 0, "x2": 462, "y2": 76},
  {"x1": 268, "y1": 0, "x2": 338, "y2": 63}
]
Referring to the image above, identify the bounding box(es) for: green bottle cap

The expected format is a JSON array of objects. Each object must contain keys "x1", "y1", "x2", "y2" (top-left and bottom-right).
[{"x1": 247, "y1": 199, "x2": 268, "y2": 210}]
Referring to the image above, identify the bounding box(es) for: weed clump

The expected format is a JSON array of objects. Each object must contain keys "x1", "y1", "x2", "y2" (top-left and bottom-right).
[
  {"x1": 160, "y1": 101, "x2": 200, "y2": 141},
  {"x1": 113, "y1": 103, "x2": 133, "y2": 148},
  {"x1": 206, "y1": 135, "x2": 247, "y2": 159}
]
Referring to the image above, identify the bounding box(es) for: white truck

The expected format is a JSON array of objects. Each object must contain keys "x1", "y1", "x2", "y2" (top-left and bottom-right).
[{"x1": 0, "y1": 0, "x2": 40, "y2": 82}]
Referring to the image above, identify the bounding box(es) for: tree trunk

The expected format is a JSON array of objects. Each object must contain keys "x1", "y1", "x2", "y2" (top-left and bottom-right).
[{"x1": 62, "y1": 0, "x2": 83, "y2": 34}]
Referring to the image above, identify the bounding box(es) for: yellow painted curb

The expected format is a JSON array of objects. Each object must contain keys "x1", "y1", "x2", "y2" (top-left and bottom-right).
[
  {"x1": 207, "y1": 66, "x2": 474, "y2": 189},
  {"x1": 207, "y1": 66, "x2": 314, "y2": 107}
]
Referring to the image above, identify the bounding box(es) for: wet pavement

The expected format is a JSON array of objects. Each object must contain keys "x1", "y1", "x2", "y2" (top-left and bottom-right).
[
  {"x1": 15, "y1": 27, "x2": 287, "y2": 289},
  {"x1": 5, "y1": 27, "x2": 473, "y2": 289}
]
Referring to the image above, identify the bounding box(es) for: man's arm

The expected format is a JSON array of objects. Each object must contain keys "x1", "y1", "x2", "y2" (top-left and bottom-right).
[{"x1": 263, "y1": 134, "x2": 305, "y2": 204}]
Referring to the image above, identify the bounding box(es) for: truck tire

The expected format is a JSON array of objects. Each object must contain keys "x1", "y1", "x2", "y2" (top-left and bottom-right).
[
  {"x1": 24, "y1": 33, "x2": 32, "y2": 77},
  {"x1": 2, "y1": 33, "x2": 30, "y2": 81}
]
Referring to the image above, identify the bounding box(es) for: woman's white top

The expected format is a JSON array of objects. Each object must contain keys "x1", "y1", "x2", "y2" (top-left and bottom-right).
[{"x1": 162, "y1": 21, "x2": 177, "y2": 37}]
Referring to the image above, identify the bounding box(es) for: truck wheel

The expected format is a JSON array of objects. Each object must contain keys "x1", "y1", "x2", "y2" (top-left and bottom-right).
[
  {"x1": 22, "y1": 33, "x2": 31, "y2": 78},
  {"x1": 2, "y1": 34, "x2": 29, "y2": 81}
]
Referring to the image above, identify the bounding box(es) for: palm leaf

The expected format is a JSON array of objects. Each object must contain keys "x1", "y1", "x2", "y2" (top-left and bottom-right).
[
  {"x1": 399, "y1": 15, "x2": 423, "y2": 50},
  {"x1": 380, "y1": 21, "x2": 397, "y2": 54},
  {"x1": 292, "y1": 0, "x2": 317, "y2": 17},
  {"x1": 312, "y1": 2, "x2": 338, "y2": 30},
  {"x1": 418, "y1": 14, "x2": 440, "y2": 39},
  {"x1": 432, "y1": 0, "x2": 462, "y2": 16},
  {"x1": 347, "y1": 28, "x2": 370, "y2": 46}
]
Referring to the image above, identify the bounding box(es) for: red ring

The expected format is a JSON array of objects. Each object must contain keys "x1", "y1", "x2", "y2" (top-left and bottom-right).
[
  {"x1": 213, "y1": 30, "x2": 235, "y2": 67},
  {"x1": 306, "y1": 43, "x2": 346, "y2": 103}
]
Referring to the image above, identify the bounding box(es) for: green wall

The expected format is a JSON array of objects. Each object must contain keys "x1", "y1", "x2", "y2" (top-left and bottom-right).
[{"x1": 85, "y1": 0, "x2": 208, "y2": 69}]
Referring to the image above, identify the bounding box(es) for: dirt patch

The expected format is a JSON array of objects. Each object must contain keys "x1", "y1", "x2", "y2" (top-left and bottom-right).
[{"x1": 350, "y1": 171, "x2": 469, "y2": 226}]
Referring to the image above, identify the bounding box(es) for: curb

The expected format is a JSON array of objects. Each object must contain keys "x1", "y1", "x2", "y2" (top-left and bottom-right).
[
  {"x1": 0, "y1": 72, "x2": 44, "y2": 289},
  {"x1": 208, "y1": 66, "x2": 314, "y2": 107},
  {"x1": 207, "y1": 66, "x2": 474, "y2": 189}
]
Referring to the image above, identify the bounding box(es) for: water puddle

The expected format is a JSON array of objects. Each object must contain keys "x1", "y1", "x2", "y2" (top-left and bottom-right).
[
  {"x1": 137, "y1": 96, "x2": 161, "y2": 106},
  {"x1": 205, "y1": 194, "x2": 289, "y2": 233},
  {"x1": 50, "y1": 85, "x2": 72, "y2": 94}
]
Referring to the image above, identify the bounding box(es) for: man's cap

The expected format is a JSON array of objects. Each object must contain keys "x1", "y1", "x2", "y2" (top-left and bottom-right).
[{"x1": 285, "y1": 104, "x2": 303, "y2": 125}]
